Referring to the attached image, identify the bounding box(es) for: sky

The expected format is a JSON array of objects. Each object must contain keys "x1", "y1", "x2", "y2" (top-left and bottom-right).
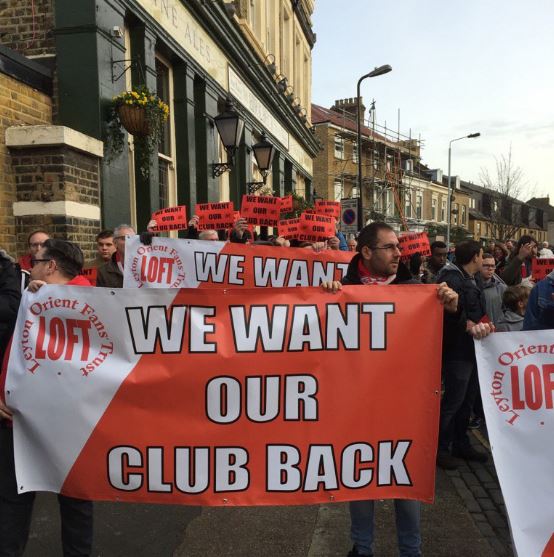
[{"x1": 311, "y1": 0, "x2": 554, "y2": 200}]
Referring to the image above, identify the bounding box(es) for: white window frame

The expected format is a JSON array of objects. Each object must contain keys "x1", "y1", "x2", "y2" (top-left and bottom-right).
[
  {"x1": 156, "y1": 53, "x2": 178, "y2": 210},
  {"x1": 334, "y1": 135, "x2": 344, "y2": 160}
]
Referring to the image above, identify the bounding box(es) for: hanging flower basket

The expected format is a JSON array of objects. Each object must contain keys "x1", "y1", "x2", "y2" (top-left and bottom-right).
[
  {"x1": 117, "y1": 104, "x2": 150, "y2": 136},
  {"x1": 104, "y1": 85, "x2": 170, "y2": 178}
]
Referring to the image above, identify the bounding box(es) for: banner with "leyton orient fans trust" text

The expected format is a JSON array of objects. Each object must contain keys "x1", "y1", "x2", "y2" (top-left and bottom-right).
[
  {"x1": 123, "y1": 237, "x2": 353, "y2": 289},
  {"x1": 7, "y1": 285, "x2": 442, "y2": 506},
  {"x1": 475, "y1": 331, "x2": 554, "y2": 557}
]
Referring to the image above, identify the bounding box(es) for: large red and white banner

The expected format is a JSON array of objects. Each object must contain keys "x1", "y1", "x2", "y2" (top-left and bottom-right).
[
  {"x1": 123, "y1": 237, "x2": 353, "y2": 289},
  {"x1": 7, "y1": 284, "x2": 442, "y2": 506},
  {"x1": 475, "y1": 332, "x2": 554, "y2": 557}
]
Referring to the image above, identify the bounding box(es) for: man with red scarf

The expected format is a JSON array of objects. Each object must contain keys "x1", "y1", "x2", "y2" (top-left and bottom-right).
[
  {"x1": 96, "y1": 224, "x2": 135, "y2": 288},
  {"x1": 321, "y1": 222, "x2": 491, "y2": 557}
]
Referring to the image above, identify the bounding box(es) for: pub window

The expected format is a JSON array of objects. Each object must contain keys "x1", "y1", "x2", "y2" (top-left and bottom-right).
[{"x1": 156, "y1": 56, "x2": 176, "y2": 210}]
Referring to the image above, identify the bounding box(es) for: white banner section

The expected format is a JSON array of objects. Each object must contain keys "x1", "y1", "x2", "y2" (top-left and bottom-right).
[
  {"x1": 475, "y1": 331, "x2": 554, "y2": 557},
  {"x1": 123, "y1": 236, "x2": 352, "y2": 289}
]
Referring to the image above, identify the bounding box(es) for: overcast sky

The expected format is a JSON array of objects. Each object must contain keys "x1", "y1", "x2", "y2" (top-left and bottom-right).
[{"x1": 311, "y1": 0, "x2": 554, "y2": 200}]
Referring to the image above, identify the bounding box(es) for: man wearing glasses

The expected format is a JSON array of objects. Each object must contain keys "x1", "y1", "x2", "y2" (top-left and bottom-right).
[
  {"x1": 321, "y1": 222, "x2": 485, "y2": 557},
  {"x1": 478, "y1": 253, "x2": 507, "y2": 327},
  {"x1": 17, "y1": 230, "x2": 50, "y2": 272},
  {"x1": 96, "y1": 224, "x2": 135, "y2": 288},
  {"x1": 0, "y1": 239, "x2": 93, "y2": 556}
]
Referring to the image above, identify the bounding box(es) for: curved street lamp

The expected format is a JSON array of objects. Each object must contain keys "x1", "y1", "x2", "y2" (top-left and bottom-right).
[
  {"x1": 446, "y1": 132, "x2": 481, "y2": 246},
  {"x1": 356, "y1": 65, "x2": 392, "y2": 210}
]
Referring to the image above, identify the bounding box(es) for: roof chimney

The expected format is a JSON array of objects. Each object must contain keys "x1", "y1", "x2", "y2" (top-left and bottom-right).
[{"x1": 331, "y1": 97, "x2": 365, "y2": 128}]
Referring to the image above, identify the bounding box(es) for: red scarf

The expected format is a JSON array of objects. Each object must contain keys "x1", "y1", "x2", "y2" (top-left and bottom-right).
[{"x1": 357, "y1": 258, "x2": 396, "y2": 285}]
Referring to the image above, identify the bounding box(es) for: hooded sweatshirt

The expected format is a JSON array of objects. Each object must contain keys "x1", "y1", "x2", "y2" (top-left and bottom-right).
[{"x1": 496, "y1": 310, "x2": 524, "y2": 332}]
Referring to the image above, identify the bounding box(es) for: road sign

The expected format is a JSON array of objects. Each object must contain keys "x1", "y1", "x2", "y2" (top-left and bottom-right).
[{"x1": 340, "y1": 198, "x2": 361, "y2": 235}]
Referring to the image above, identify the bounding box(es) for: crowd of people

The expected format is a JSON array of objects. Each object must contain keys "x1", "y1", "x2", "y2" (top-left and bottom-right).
[{"x1": 0, "y1": 217, "x2": 553, "y2": 556}]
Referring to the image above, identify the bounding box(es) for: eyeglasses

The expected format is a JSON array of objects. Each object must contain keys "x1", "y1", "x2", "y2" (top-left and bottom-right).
[
  {"x1": 31, "y1": 258, "x2": 52, "y2": 267},
  {"x1": 370, "y1": 243, "x2": 403, "y2": 253},
  {"x1": 113, "y1": 234, "x2": 132, "y2": 241},
  {"x1": 29, "y1": 242, "x2": 46, "y2": 249}
]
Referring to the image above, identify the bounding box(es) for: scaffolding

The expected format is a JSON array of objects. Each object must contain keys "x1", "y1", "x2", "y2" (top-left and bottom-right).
[{"x1": 329, "y1": 100, "x2": 425, "y2": 231}]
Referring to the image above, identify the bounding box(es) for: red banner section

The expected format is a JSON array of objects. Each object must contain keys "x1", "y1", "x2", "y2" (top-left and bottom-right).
[
  {"x1": 195, "y1": 202, "x2": 235, "y2": 230},
  {"x1": 124, "y1": 237, "x2": 353, "y2": 289},
  {"x1": 151, "y1": 206, "x2": 188, "y2": 232},
  {"x1": 399, "y1": 232, "x2": 431, "y2": 259},
  {"x1": 279, "y1": 195, "x2": 293, "y2": 213},
  {"x1": 532, "y1": 258, "x2": 554, "y2": 281},
  {"x1": 315, "y1": 200, "x2": 340, "y2": 219},
  {"x1": 299, "y1": 213, "x2": 336, "y2": 242},
  {"x1": 240, "y1": 195, "x2": 280, "y2": 226},
  {"x1": 9, "y1": 285, "x2": 442, "y2": 506}
]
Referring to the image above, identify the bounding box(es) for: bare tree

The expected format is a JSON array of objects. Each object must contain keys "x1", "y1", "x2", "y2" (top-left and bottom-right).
[{"x1": 479, "y1": 147, "x2": 529, "y2": 241}]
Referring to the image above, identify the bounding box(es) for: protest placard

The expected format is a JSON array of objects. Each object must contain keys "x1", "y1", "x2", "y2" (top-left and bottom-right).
[
  {"x1": 240, "y1": 195, "x2": 280, "y2": 226},
  {"x1": 398, "y1": 232, "x2": 431, "y2": 259},
  {"x1": 277, "y1": 218, "x2": 300, "y2": 240},
  {"x1": 531, "y1": 258, "x2": 554, "y2": 281},
  {"x1": 8, "y1": 285, "x2": 442, "y2": 506},
  {"x1": 299, "y1": 212, "x2": 336, "y2": 242},
  {"x1": 315, "y1": 200, "x2": 340, "y2": 219},
  {"x1": 279, "y1": 195, "x2": 293, "y2": 213},
  {"x1": 195, "y1": 202, "x2": 236, "y2": 230},
  {"x1": 151, "y1": 206, "x2": 188, "y2": 232}
]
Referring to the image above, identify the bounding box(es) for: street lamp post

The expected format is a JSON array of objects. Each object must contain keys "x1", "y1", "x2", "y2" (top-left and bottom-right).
[
  {"x1": 446, "y1": 132, "x2": 481, "y2": 247},
  {"x1": 356, "y1": 65, "x2": 392, "y2": 217}
]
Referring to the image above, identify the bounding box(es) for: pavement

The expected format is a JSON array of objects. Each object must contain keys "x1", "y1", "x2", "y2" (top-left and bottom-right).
[{"x1": 21, "y1": 427, "x2": 513, "y2": 557}]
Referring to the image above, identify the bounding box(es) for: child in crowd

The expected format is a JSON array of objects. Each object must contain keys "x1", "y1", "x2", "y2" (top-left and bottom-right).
[{"x1": 496, "y1": 285, "x2": 530, "y2": 332}]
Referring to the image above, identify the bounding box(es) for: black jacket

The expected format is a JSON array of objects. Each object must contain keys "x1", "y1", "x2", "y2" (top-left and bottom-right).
[
  {"x1": 437, "y1": 261, "x2": 486, "y2": 362},
  {"x1": 0, "y1": 253, "x2": 22, "y2": 363}
]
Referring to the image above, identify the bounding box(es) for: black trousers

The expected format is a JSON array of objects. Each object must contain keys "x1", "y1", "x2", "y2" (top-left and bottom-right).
[
  {"x1": 438, "y1": 359, "x2": 480, "y2": 452},
  {"x1": 0, "y1": 427, "x2": 93, "y2": 557}
]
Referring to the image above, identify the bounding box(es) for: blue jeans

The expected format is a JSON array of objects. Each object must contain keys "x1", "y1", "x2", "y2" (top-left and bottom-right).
[{"x1": 350, "y1": 499, "x2": 421, "y2": 556}]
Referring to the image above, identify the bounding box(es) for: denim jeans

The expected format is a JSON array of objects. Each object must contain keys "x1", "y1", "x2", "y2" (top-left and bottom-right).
[
  {"x1": 438, "y1": 359, "x2": 480, "y2": 453},
  {"x1": 350, "y1": 499, "x2": 421, "y2": 556},
  {"x1": 0, "y1": 427, "x2": 93, "y2": 557}
]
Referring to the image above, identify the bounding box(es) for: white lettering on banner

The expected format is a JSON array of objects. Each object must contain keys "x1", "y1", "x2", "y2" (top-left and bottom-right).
[
  {"x1": 266, "y1": 441, "x2": 411, "y2": 492},
  {"x1": 123, "y1": 237, "x2": 352, "y2": 289},
  {"x1": 107, "y1": 446, "x2": 247, "y2": 493},
  {"x1": 475, "y1": 331, "x2": 554, "y2": 557},
  {"x1": 125, "y1": 305, "x2": 216, "y2": 354},
  {"x1": 107, "y1": 441, "x2": 414, "y2": 494},
  {"x1": 205, "y1": 375, "x2": 318, "y2": 424},
  {"x1": 123, "y1": 302, "x2": 395, "y2": 355},
  {"x1": 229, "y1": 304, "x2": 394, "y2": 352},
  {"x1": 195, "y1": 252, "x2": 245, "y2": 285}
]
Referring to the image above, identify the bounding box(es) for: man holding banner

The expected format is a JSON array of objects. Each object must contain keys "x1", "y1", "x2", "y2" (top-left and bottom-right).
[
  {"x1": 321, "y1": 222, "x2": 470, "y2": 557},
  {"x1": 0, "y1": 239, "x2": 94, "y2": 557}
]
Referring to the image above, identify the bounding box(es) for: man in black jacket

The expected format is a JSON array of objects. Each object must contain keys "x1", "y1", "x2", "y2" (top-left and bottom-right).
[
  {"x1": 436, "y1": 240, "x2": 490, "y2": 469},
  {"x1": 0, "y1": 250, "x2": 22, "y2": 368},
  {"x1": 321, "y1": 223, "x2": 484, "y2": 557}
]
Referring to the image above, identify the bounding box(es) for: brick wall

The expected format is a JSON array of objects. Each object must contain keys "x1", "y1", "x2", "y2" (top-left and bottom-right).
[
  {"x1": 0, "y1": 72, "x2": 52, "y2": 255},
  {"x1": 0, "y1": 0, "x2": 55, "y2": 58},
  {"x1": 15, "y1": 215, "x2": 99, "y2": 263},
  {"x1": 11, "y1": 146, "x2": 100, "y2": 206},
  {"x1": 10, "y1": 145, "x2": 101, "y2": 261}
]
